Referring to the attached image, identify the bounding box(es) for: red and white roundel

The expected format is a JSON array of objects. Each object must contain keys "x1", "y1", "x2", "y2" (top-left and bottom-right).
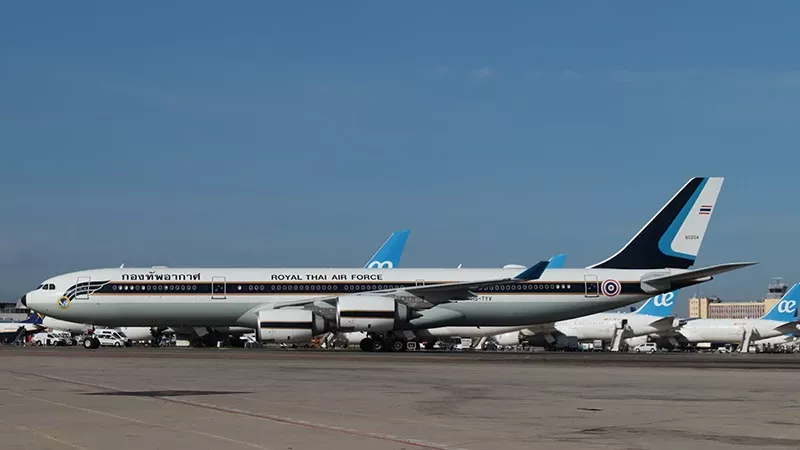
[{"x1": 601, "y1": 279, "x2": 621, "y2": 297}]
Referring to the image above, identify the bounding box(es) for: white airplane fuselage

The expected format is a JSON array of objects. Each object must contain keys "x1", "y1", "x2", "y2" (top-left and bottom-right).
[
  {"x1": 548, "y1": 313, "x2": 675, "y2": 341},
  {"x1": 23, "y1": 266, "x2": 701, "y2": 330},
  {"x1": 678, "y1": 318, "x2": 796, "y2": 343}
]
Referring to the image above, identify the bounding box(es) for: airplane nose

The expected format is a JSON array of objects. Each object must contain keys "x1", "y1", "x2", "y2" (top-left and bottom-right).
[{"x1": 20, "y1": 294, "x2": 27, "y2": 307}]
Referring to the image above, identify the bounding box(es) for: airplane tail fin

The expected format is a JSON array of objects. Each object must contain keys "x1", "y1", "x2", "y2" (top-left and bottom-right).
[
  {"x1": 760, "y1": 282, "x2": 800, "y2": 322},
  {"x1": 634, "y1": 290, "x2": 679, "y2": 317},
  {"x1": 548, "y1": 253, "x2": 567, "y2": 269},
  {"x1": 364, "y1": 229, "x2": 411, "y2": 269},
  {"x1": 589, "y1": 177, "x2": 724, "y2": 270},
  {"x1": 22, "y1": 312, "x2": 45, "y2": 325}
]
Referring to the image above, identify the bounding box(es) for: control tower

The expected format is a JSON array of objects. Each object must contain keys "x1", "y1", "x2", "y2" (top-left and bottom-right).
[{"x1": 766, "y1": 277, "x2": 788, "y2": 299}]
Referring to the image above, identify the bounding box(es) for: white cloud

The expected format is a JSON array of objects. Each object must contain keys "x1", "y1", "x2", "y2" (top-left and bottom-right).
[
  {"x1": 470, "y1": 67, "x2": 494, "y2": 79},
  {"x1": 561, "y1": 69, "x2": 581, "y2": 81}
]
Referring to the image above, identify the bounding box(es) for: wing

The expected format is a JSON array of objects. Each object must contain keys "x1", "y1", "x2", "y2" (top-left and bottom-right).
[{"x1": 269, "y1": 260, "x2": 551, "y2": 310}]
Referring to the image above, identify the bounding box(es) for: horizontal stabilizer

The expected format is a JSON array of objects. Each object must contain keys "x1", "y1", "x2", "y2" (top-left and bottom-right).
[
  {"x1": 640, "y1": 262, "x2": 758, "y2": 293},
  {"x1": 774, "y1": 322, "x2": 800, "y2": 334},
  {"x1": 648, "y1": 315, "x2": 679, "y2": 330}
]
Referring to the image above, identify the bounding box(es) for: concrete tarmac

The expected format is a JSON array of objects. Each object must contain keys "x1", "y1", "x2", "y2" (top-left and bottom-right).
[{"x1": 1, "y1": 347, "x2": 799, "y2": 450}]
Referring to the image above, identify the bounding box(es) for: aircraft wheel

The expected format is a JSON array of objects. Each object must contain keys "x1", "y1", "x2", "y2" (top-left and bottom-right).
[
  {"x1": 371, "y1": 338, "x2": 386, "y2": 352},
  {"x1": 359, "y1": 338, "x2": 374, "y2": 352},
  {"x1": 391, "y1": 339, "x2": 406, "y2": 352}
]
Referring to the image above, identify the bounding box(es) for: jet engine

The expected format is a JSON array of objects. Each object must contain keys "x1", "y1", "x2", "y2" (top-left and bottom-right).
[
  {"x1": 256, "y1": 309, "x2": 326, "y2": 344},
  {"x1": 336, "y1": 295, "x2": 412, "y2": 332},
  {"x1": 490, "y1": 331, "x2": 521, "y2": 347}
]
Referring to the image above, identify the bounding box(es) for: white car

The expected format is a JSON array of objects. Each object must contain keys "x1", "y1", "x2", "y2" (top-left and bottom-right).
[
  {"x1": 92, "y1": 329, "x2": 132, "y2": 347},
  {"x1": 32, "y1": 332, "x2": 67, "y2": 347},
  {"x1": 631, "y1": 343, "x2": 658, "y2": 353},
  {"x1": 51, "y1": 331, "x2": 77, "y2": 346}
]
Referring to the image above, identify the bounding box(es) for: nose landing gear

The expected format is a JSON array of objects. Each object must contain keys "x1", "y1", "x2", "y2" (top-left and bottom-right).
[{"x1": 83, "y1": 337, "x2": 100, "y2": 349}]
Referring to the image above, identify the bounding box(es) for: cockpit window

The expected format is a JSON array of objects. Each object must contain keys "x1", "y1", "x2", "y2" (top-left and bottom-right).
[
  {"x1": 37, "y1": 284, "x2": 43, "y2": 290},
  {"x1": 47, "y1": 284, "x2": 56, "y2": 290}
]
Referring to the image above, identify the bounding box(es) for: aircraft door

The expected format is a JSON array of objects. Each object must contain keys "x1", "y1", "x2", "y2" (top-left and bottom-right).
[
  {"x1": 212, "y1": 276, "x2": 227, "y2": 300},
  {"x1": 584, "y1": 274, "x2": 599, "y2": 298},
  {"x1": 75, "y1": 276, "x2": 91, "y2": 301}
]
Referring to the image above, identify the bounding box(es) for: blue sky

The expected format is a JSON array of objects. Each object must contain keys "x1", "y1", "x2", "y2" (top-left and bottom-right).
[{"x1": 2, "y1": 2, "x2": 800, "y2": 313}]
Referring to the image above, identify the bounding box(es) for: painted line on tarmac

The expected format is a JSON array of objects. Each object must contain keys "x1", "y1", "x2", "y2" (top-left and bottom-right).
[{"x1": 0, "y1": 418, "x2": 90, "y2": 450}]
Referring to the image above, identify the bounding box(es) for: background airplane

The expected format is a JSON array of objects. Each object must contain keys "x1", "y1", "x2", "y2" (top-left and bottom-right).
[
  {"x1": 0, "y1": 312, "x2": 44, "y2": 343},
  {"x1": 506, "y1": 290, "x2": 679, "y2": 351},
  {"x1": 667, "y1": 282, "x2": 800, "y2": 353}
]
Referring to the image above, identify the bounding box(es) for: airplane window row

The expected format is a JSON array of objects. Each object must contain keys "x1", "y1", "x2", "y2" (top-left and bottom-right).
[
  {"x1": 112, "y1": 285, "x2": 198, "y2": 292},
  {"x1": 480, "y1": 283, "x2": 572, "y2": 291}
]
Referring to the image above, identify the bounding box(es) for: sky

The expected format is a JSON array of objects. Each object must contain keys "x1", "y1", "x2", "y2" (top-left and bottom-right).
[{"x1": 2, "y1": 2, "x2": 800, "y2": 314}]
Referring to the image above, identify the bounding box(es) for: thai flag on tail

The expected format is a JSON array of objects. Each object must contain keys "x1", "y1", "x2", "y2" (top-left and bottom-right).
[{"x1": 699, "y1": 205, "x2": 713, "y2": 215}]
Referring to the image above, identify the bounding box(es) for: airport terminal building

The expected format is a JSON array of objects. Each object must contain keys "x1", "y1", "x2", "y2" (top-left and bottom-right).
[{"x1": 689, "y1": 278, "x2": 788, "y2": 319}]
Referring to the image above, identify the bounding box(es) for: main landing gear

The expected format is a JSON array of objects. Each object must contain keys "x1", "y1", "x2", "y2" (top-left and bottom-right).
[
  {"x1": 359, "y1": 334, "x2": 408, "y2": 352},
  {"x1": 83, "y1": 337, "x2": 100, "y2": 349}
]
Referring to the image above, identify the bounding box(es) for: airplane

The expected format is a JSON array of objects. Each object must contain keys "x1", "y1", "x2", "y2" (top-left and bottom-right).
[
  {"x1": 491, "y1": 289, "x2": 680, "y2": 351},
  {"x1": 665, "y1": 282, "x2": 800, "y2": 352},
  {"x1": 0, "y1": 312, "x2": 45, "y2": 343},
  {"x1": 31, "y1": 229, "x2": 413, "y2": 348},
  {"x1": 21, "y1": 177, "x2": 756, "y2": 352}
]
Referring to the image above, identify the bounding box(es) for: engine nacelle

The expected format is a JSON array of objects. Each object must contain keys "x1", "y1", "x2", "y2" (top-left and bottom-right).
[
  {"x1": 490, "y1": 331, "x2": 521, "y2": 347},
  {"x1": 257, "y1": 309, "x2": 326, "y2": 344},
  {"x1": 336, "y1": 295, "x2": 411, "y2": 332}
]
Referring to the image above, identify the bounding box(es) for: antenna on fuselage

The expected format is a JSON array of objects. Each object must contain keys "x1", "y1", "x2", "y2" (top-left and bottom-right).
[{"x1": 120, "y1": 263, "x2": 125, "y2": 268}]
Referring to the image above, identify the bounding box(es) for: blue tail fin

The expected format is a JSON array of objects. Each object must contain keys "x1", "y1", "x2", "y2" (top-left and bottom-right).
[
  {"x1": 761, "y1": 283, "x2": 800, "y2": 322},
  {"x1": 635, "y1": 290, "x2": 678, "y2": 317},
  {"x1": 589, "y1": 177, "x2": 724, "y2": 270},
  {"x1": 548, "y1": 253, "x2": 567, "y2": 269},
  {"x1": 364, "y1": 229, "x2": 411, "y2": 269},
  {"x1": 22, "y1": 312, "x2": 45, "y2": 325}
]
